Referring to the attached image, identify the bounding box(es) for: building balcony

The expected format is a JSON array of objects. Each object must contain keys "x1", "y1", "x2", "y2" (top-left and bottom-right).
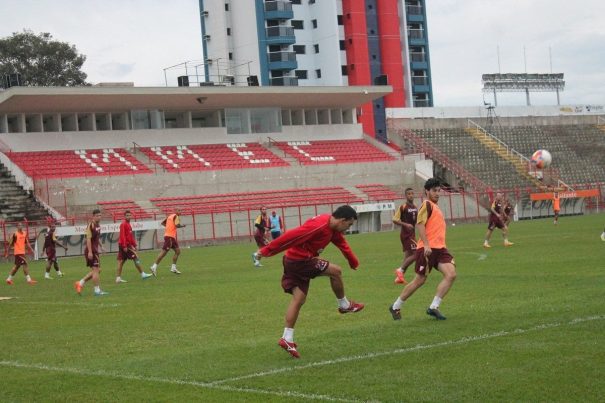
[
  {"x1": 412, "y1": 76, "x2": 428, "y2": 86},
  {"x1": 268, "y1": 51, "x2": 297, "y2": 70},
  {"x1": 413, "y1": 99, "x2": 431, "y2": 107},
  {"x1": 265, "y1": 26, "x2": 296, "y2": 45},
  {"x1": 410, "y1": 52, "x2": 428, "y2": 70},
  {"x1": 406, "y1": 5, "x2": 424, "y2": 22},
  {"x1": 270, "y1": 76, "x2": 299, "y2": 86},
  {"x1": 264, "y1": 1, "x2": 294, "y2": 20}
]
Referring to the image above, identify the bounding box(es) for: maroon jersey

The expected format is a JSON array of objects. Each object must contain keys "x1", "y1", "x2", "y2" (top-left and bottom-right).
[
  {"x1": 258, "y1": 214, "x2": 358, "y2": 269},
  {"x1": 84, "y1": 221, "x2": 101, "y2": 255},
  {"x1": 43, "y1": 228, "x2": 57, "y2": 250},
  {"x1": 394, "y1": 203, "x2": 417, "y2": 239},
  {"x1": 490, "y1": 200, "x2": 504, "y2": 218}
]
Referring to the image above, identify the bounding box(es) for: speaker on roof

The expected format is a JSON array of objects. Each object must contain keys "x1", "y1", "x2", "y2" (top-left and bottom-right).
[
  {"x1": 374, "y1": 74, "x2": 388, "y2": 86},
  {"x1": 177, "y1": 75, "x2": 190, "y2": 87},
  {"x1": 247, "y1": 75, "x2": 259, "y2": 86},
  {"x1": 4, "y1": 73, "x2": 22, "y2": 88}
]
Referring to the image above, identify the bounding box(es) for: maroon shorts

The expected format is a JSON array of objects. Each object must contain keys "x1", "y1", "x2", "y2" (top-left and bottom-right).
[
  {"x1": 14, "y1": 254, "x2": 27, "y2": 266},
  {"x1": 254, "y1": 231, "x2": 268, "y2": 247},
  {"x1": 414, "y1": 247, "x2": 454, "y2": 275},
  {"x1": 400, "y1": 234, "x2": 417, "y2": 253},
  {"x1": 162, "y1": 236, "x2": 179, "y2": 251},
  {"x1": 281, "y1": 256, "x2": 330, "y2": 296},
  {"x1": 85, "y1": 251, "x2": 100, "y2": 268},
  {"x1": 488, "y1": 214, "x2": 505, "y2": 230},
  {"x1": 45, "y1": 247, "x2": 57, "y2": 262},
  {"x1": 117, "y1": 248, "x2": 137, "y2": 261}
]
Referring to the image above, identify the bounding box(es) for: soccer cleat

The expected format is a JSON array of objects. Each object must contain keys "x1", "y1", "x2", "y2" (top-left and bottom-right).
[
  {"x1": 426, "y1": 307, "x2": 447, "y2": 320},
  {"x1": 483, "y1": 243, "x2": 491, "y2": 249},
  {"x1": 44, "y1": 275, "x2": 53, "y2": 280},
  {"x1": 94, "y1": 290, "x2": 109, "y2": 296},
  {"x1": 389, "y1": 305, "x2": 402, "y2": 320},
  {"x1": 394, "y1": 268, "x2": 407, "y2": 285},
  {"x1": 57, "y1": 272, "x2": 64, "y2": 277},
  {"x1": 6, "y1": 278, "x2": 13, "y2": 286},
  {"x1": 252, "y1": 252, "x2": 262, "y2": 267},
  {"x1": 278, "y1": 338, "x2": 300, "y2": 358},
  {"x1": 150, "y1": 266, "x2": 157, "y2": 277},
  {"x1": 338, "y1": 301, "x2": 365, "y2": 314},
  {"x1": 74, "y1": 281, "x2": 82, "y2": 295},
  {"x1": 141, "y1": 272, "x2": 153, "y2": 280},
  {"x1": 601, "y1": 232, "x2": 605, "y2": 242},
  {"x1": 27, "y1": 279, "x2": 38, "y2": 285},
  {"x1": 115, "y1": 278, "x2": 128, "y2": 284},
  {"x1": 170, "y1": 268, "x2": 181, "y2": 275},
  {"x1": 504, "y1": 241, "x2": 514, "y2": 247}
]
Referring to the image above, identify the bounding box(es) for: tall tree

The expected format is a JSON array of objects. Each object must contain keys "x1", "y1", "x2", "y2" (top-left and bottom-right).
[{"x1": 0, "y1": 30, "x2": 88, "y2": 87}]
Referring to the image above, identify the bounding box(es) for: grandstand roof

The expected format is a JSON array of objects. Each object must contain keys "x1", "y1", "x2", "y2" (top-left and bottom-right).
[{"x1": 0, "y1": 86, "x2": 391, "y2": 113}]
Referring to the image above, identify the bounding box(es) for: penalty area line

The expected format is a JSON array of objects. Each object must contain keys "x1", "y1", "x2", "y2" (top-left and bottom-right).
[
  {"x1": 0, "y1": 360, "x2": 358, "y2": 402},
  {"x1": 211, "y1": 315, "x2": 605, "y2": 385}
]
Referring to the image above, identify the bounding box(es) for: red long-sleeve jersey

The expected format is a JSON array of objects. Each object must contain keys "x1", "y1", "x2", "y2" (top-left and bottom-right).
[
  {"x1": 258, "y1": 214, "x2": 359, "y2": 269},
  {"x1": 118, "y1": 220, "x2": 137, "y2": 249}
]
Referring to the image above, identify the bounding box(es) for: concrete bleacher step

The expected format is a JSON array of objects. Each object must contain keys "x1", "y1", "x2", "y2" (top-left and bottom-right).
[{"x1": 0, "y1": 162, "x2": 50, "y2": 222}]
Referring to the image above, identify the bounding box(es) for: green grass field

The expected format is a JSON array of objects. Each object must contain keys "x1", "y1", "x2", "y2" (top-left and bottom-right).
[{"x1": 1, "y1": 214, "x2": 604, "y2": 402}]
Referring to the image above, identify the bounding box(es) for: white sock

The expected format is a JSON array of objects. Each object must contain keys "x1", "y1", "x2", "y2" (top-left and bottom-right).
[
  {"x1": 337, "y1": 297, "x2": 350, "y2": 309},
  {"x1": 26, "y1": 275, "x2": 32, "y2": 281},
  {"x1": 151, "y1": 263, "x2": 157, "y2": 270},
  {"x1": 484, "y1": 240, "x2": 489, "y2": 245},
  {"x1": 116, "y1": 276, "x2": 121, "y2": 282},
  {"x1": 79, "y1": 279, "x2": 85, "y2": 286},
  {"x1": 282, "y1": 327, "x2": 294, "y2": 343},
  {"x1": 392, "y1": 297, "x2": 404, "y2": 310},
  {"x1": 94, "y1": 286, "x2": 101, "y2": 293},
  {"x1": 171, "y1": 264, "x2": 177, "y2": 270},
  {"x1": 430, "y1": 296, "x2": 442, "y2": 310},
  {"x1": 7, "y1": 274, "x2": 13, "y2": 280}
]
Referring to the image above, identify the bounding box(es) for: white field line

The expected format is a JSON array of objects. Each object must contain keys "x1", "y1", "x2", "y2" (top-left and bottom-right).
[
  {"x1": 210, "y1": 315, "x2": 604, "y2": 385},
  {"x1": 0, "y1": 361, "x2": 357, "y2": 402},
  {"x1": 10, "y1": 301, "x2": 120, "y2": 308}
]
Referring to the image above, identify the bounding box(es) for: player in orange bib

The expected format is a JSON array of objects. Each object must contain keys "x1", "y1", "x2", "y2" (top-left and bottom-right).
[
  {"x1": 553, "y1": 192, "x2": 560, "y2": 225},
  {"x1": 5, "y1": 221, "x2": 37, "y2": 285},
  {"x1": 389, "y1": 178, "x2": 457, "y2": 321},
  {"x1": 150, "y1": 209, "x2": 186, "y2": 275}
]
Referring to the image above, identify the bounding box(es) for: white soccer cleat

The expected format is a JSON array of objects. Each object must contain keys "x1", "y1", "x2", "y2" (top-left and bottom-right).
[
  {"x1": 601, "y1": 232, "x2": 605, "y2": 242},
  {"x1": 150, "y1": 266, "x2": 157, "y2": 277},
  {"x1": 141, "y1": 272, "x2": 153, "y2": 279},
  {"x1": 116, "y1": 278, "x2": 128, "y2": 284},
  {"x1": 170, "y1": 268, "x2": 181, "y2": 275},
  {"x1": 252, "y1": 252, "x2": 263, "y2": 267}
]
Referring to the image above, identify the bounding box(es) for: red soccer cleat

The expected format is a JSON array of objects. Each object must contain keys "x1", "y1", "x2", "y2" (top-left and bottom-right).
[
  {"x1": 74, "y1": 281, "x2": 82, "y2": 295},
  {"x1": 6, "y1": 278, "x2": 13, "y2": 285},
  {"x1": 338, "y1": 301, "x2": 365, "y2": 314},
  {"x1": 394, "y1": 268, "x2": 407, "y2": 285},
  {"x1": 278, "y1": 338, "x2": 300, "y2": 358}
]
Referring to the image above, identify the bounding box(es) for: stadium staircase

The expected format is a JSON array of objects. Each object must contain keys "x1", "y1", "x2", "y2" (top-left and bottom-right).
[
  {"x1": 0, "y1": 163, "x2": 49, "y2": 221},
  {"x1": 465, "y1": 120, "x2": 544, "y2": 189},
  {"x1": 597, "y1": 117, "x2": 605, "y2": 133}
]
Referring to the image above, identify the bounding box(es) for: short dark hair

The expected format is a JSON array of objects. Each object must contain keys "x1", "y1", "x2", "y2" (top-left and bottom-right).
[
  {"x1": 92, "y1": 209, "x2": 101, "y2": 215},
  {"x1": 404, "y1": 187, "x2": 413, "y2": 193},
  {"x1": 124, "y1": 210, "x2": 132, "y2": 215},
  {"x1": 332, "y1": 205, "x2": 358, "y2": 220},
  {"x1": 424, "y1": 178, "x2": 441, "y2": 190}
]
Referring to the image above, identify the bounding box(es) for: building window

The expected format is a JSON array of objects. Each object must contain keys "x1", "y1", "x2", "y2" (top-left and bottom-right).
[
  {"x1": 225, "y1": 3, "x2": 229, "y2": 11},
  {"x1": 291, "y1": 20, "x2": 304, "y2": 29},
  {"x1": 337, "y1": 15, "x2": 343, "y2": 25},
  {"x1": 312, "y1": 19, "x2": 318, "y2": 28},
  {"x1": 341, "y1": 65, "x2": 348, "y2": 76},
  {"x1": 295, "y1": 70, "x2": 308, "y2": 79},
  {"x1": 314, "y1": 44, "x2": 319, "y2": 53},
  {"x1": 339, "y1": 40, "x2": 345, "y2": 51},
  {"x1": 227, "y1": 28, "x2": 231, "y2": 36},
  {"x1": 309, "y1": 0, "x2": 315, "y2": 4},
  {"x1": 229, "y1": 52, "x2": 233, "y2": 60},
  {"x1": 315, "y1": 69, "x2": 321, "y2": 78},
  {"x1": 293, "y1": 45, "x2": 306, "y2": 54},
  {"x1": 290, "y1": 0, "x2": 301, "y2": 4},
  {"x1": 368, "y1": 4, "x2": 373, "y2": 9}
]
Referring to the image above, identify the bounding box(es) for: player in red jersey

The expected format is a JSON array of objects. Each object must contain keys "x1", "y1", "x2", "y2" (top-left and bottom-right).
[
  {"x1": 5, "y1": 221, "x2": 37, "y2": 285},
  {"x1": 115, "y1": 211, "x2": 152, "y2": 283},
  {"x1": 483, "y1": 193, "x2": 514, "y2": 248},
  {"x1": 253, "y1": 205, "x2": 364, "y2": 358},
  {"x1": 42, "y1": 221, "x2": 68, "y2": 279},
  {"x1": 389, "y1": 178, "x2": 457, "y2": 321},
  {"x1": 392, "y1": 188, "x2": 418, "y2": 284},
  {"x1": 74, "y1": 209, "x2": 108, "y2": 296}
]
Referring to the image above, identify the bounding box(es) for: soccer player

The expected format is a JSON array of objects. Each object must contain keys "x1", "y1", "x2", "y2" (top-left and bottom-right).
[
  {"x1": 392, "y1": 188, "x2": 418, "y2": 285},
  {"x1": 5, "y1": 221, "x2": 37, "y2": 285},
  {"x1": 43, "y1": 221, "x2": 68, "y2": 279},
  {"x1": 553, "y1": 192, "x2": 560, "y2": 225},
  {"x1": 269, "y1": 210, "x2": 284, "y2": 240},
  {"x1": 483, "y1": 192, "x2": 514, "y2": 248},
  {"x1": 503, "y1": 199, "x2": 513, "y2": 226},
  {"x1": 389, "y1": 178, "x2": 457, "y2": 321},
  {"x1": 601, "y1": 225, "x2": 605, "y2": 241},
  {"x1": 253, "y1": 205, "x2": 364, "y2": 358},
  {"x1": 252, "y1": 206, "x2": 271, "y2": 267},
  {"x1": 74, "y1": 209, "x2": 108, "y2": 296},
  {"x1": 115, "y1": 210, "x2": 152, "y2": 283},
  {"x1": 150, "y1": 209, "x2": 186, "y2": 275}
]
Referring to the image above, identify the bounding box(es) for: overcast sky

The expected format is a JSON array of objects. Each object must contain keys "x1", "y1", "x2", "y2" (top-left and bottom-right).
[{"x1": 1, "y1": 0, "x2": 604, "y2": 106}]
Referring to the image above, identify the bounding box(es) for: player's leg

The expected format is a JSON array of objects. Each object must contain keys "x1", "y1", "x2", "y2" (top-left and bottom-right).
[
  {"x1": 21, "y1": 261, "x2": 37, "y2": 284},
  {"x1": 279, "y1": 287, "x2": 306, "y2": 358},
  {"x1": 134, "y1": 258, "x2": 152, "y2": 279},
  {"x1": 321, "y1": 263, "x2": 364, "y2": 313},
  {"x1": 6, "y1": 264, "x2": 19, "y2": 285},
  {"x1": 484, "y1": 227, "x2": 493, "y2": 247},
  {"x1": 169, "y1": 247, "x2": 181, "y2": 274},
  {"x1": 91, "y1": 266, "x2": 108, "y2": 296},
  {"x1": 150, "y1": 248, "x2": 168, "y2": 276},
  {"x1": 116, "y1": 258, "x2": 127, "y2": 283},
  {"x1": 389, "y1": 249, "x2": 428, "y2": 320},
  {"x1": 427, "y1": 261, "x2": 456, "y2": 320},
  {"x1": 501, "y1": 225, "x2": 513, "y2": 246}
]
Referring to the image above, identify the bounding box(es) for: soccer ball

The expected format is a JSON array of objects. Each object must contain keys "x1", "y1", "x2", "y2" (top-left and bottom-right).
[{"x1": 530, "y1": 149, "x2": 552, "y2": 169}]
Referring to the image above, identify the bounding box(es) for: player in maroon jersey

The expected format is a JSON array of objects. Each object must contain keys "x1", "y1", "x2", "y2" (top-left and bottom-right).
[
  {"x1": 253, "y1": 205, "x2": 364, "y2": 358},
  {"x1": 42, "y1": 221, "x2": 68, "y2": 279},
  {"x1": 392, "y1": 188, "x2": 418, "y2": 284},
  {"x1": 74, "y1": 209, "x2": 108, "y2": 296},
  {"x1": 483, "y1": 193, "x2": 514, "y2": 248}
]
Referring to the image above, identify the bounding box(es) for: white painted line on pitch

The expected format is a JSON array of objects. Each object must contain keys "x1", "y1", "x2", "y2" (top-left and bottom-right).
[
  {"x1": 10, "y1": 301, "x2": 120, "y2": 308},
  {"x1": 458, "y1": 251, "x2": 488, "y2": 261},
  {"x1": 0, "y1": 361, "x2": 358, "y2": 402},
  {"x1": 210, "y1": 315, "x2": 604, "y2": 385}
]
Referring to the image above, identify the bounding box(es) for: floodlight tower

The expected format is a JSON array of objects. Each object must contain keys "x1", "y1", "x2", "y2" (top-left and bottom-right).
[{"x1": 481, "y1": 73, "x2": 565, "y2": 106}]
